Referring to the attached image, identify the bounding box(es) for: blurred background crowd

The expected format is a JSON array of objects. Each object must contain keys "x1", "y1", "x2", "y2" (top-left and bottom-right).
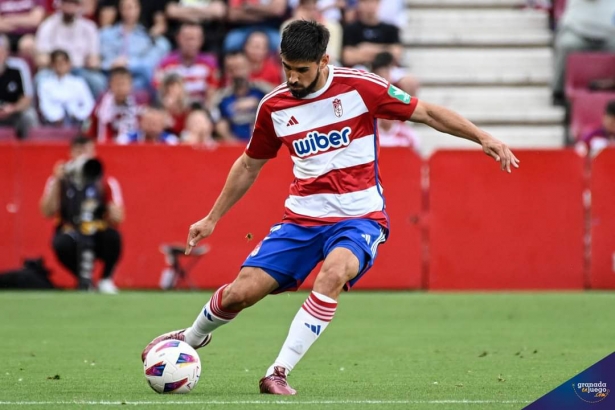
[
  {"x1": 0, "y1": 0, "x2": 422, "y2": 149},
  {"x1": 0, "y1": 0, "x2": 613, "y2": 153}
]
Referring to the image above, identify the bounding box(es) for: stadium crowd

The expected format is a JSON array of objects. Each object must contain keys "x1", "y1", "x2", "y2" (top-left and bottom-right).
[
  {"x1": 0, "y1": 0, "x2": 613, "y2": 151},
  {"x1": 0, "y1": 0, "x2": 420, "y2": 148}
]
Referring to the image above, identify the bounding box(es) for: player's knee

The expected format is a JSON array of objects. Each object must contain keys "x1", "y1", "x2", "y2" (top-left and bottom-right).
[
  {"x1": 220, "y1": 283, "x2": 256, "y2": 311},
  {"x1": 52, "y1": 233, "x2": 76, "y2": 254},
  {"x1": 314, "y1": 264, "x2": 348, "y2": 294}
]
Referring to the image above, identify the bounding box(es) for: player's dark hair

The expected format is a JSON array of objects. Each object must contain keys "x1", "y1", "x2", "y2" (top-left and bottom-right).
[
  {"x1": 606, "y1": 100, "x2": 615, "y2": 116},
  {"x1": 70, "y1": 135, "x2": 94, "y2": 148},
  {"x1": 280, "y1": 20, "x2": 329, "y2": 62},
  {"x1": 50, "y1": 49, "x2": 70, "y2": 64},
  {"x1": 109, "y1": 66, "x2": 131, "y2": 80}
]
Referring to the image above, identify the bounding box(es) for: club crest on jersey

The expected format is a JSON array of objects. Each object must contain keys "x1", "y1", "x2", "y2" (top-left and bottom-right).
[
  {"x1": 293, "y1": 127, "x2": 351, "y2": 158},
  {"x1": 332, "y1": 98, "x2": 343, "y2": 117}
]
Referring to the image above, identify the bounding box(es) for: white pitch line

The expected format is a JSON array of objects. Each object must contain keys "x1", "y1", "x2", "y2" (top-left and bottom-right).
[{"x1": 0, "y1": 400, "x2": 531, "y2": 406}]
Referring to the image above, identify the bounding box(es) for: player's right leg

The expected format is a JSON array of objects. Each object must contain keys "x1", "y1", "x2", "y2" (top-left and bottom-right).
[{"x1": 141, "y1": 267, "x2": 278, "y2": 362}]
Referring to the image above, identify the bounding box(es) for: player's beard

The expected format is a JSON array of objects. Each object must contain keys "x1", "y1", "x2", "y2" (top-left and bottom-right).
[{"x1": 288, "y1": 68, "x2": 321, "y2": 99}]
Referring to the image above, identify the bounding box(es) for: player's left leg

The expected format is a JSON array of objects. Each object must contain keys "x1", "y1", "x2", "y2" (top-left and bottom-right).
[{"x1": 261, "y1": 220, "x2": 386, "y2": 395}]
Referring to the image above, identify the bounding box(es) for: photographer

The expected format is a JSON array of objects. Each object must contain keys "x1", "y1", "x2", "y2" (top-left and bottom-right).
[{"x1": 39, "y1": 136, "x2": 124, "y2": 294}]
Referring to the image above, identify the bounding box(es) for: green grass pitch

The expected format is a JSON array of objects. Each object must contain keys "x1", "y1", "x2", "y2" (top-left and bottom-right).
[{"x1": 1, "y1": 291, "x2": 614, "y2": 410}]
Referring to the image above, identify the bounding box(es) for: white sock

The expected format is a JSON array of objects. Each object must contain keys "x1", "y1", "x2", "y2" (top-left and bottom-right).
[
  {"x1": 266, "y1": 291, "x2": 337, "y2": 376},
  {"x1": 184, "y1": 284, "x2": 239, "y2": 347}
]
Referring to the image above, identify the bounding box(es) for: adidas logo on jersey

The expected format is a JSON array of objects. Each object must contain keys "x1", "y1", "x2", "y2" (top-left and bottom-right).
[
  {"x1": 286, "y1": 116, "x2": 299, "y2": 126},
  {"x1": 293, "y1": 127, "x2": 352, "y2": 158}
]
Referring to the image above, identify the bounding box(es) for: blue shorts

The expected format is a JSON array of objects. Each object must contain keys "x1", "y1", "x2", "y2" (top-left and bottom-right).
[{"x1": 242, "y1": 219, "x2": 388, "y2": 293}]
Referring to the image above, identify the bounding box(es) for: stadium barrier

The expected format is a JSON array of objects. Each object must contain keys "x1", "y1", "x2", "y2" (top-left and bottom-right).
[
  {"x1": 428, "y1": 150, "x2": 586, "y2": 290},
  {"x1": 0, "y1": 143, "x2": 612, "y2": 290},
  {"x1": 589, "y1": 149, "x2": 615, "y2": 289}
]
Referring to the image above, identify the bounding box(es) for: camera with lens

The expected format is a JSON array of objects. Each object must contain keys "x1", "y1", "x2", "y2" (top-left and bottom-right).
[{"x1": 64, "y1": 156, "x2": 104, "y2": 188}]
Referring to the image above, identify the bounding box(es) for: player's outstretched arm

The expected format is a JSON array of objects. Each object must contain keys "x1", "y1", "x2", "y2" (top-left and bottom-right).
[
  {"x1": 185, "y1": 153, "x2": 268, "y2": 255},
  {"x1": 410, "y1": 100, "x2": 520, "y2": 173}
]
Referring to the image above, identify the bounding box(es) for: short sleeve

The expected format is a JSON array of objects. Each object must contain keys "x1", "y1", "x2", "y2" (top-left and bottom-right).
[
  {"x1": 104, "y1": 177, "x2": 124, "y2": 206},
  {"x1": 245, "y1": 100, "x2": 282, "y2": 159},
  {"x1": 357, "y1": 75, "x2": 418, "y2": 121}
]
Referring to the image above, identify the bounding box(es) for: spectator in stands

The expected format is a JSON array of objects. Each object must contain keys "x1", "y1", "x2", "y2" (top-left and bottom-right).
[
  {"x1": 371, "y1": 51, "x2": 419, "y2": 148},
  {"x1": 45, "y1": 0, "x2": 104, "y2": 25},
  {"x1": 157, "y1": 72, "x2": 216, "y2": 146},
  {"x1": 344, "y1": 0, "x2": 404, "y2": 26},
  {"x1": 86, "y1": 67, "x2": 140, "y2": 142},
  {"x1": 281, "y1": 0, "x2": 343, "y2": 65},
  {"x1": 35, "y1": 0, "x2": 107, "y2": 97},
  {"x1": 166, "y1": 0, "x2": 227, "y2": 54},
  {"x1": 39, "y1": 135, "x2": 123, "y2": 294},
  {"x1": 342, "y1": 0, "x2": 400, "y2": 66},
  {"x1": 215, "y1": 51, "x2": 270, "y2": 142},
  {"x1": 225, "y1": 0, "x2": 287, "y2": 53},
  {"x1": 96, "y1": 0, "x2": 120, "y2": 28},
  {"x1": 319, "y1": 0, "x2": 346, "y2": 23},
  {"x1": 154, "y1": 22, "x2": 219, "y2": 108},
  {"x1": 138, "y1": 0, "x2": 169, "y2": 34},
  {"x1": 100, "y1": 0, "x2": 171, "y2": 92},
  {"x1": 577, "y1": 99, "x2": 615, "y2": 156},
  {"x1": 551, "y1": 0, "x2": 615, "y2": 105},
  {"x1": 0, "y1": 34, "x2": 36, "y2": 138},
  {"x1": 371, "y1": 50, "x2": 418, "y2": 96},
  {"x1": 342, "y1": 0, "x2": 418, "y2": 94},
  {"x1": 377, "y1": 118, "x2": 419, "y2": 148},
  {"x1": 117, "y1": 107, "x2": 180, "y2": 144},
  {"x1": 37, "y1": 49, "x2": 95, "y2": 126},
  {"x1": 377, "y1": 0, "x2": 404, "y2": 28},
  {"x1": 0, "y1": 0, "x2": 45, "y2": 59},
  {"x1": 243, "y1": 31, "x2": 283, "y2": 88}
]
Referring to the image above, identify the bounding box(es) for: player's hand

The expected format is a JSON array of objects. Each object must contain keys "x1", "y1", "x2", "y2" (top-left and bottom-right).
[
  {"x1": 53, "y1": 160, "x2": 66, "y2": 179},
  {"x1": 481, "y1": 137, "x2": 520, "y2": 173},
  {"x1": 185, "y1": 217, "x2": 216, "y2": 255}
]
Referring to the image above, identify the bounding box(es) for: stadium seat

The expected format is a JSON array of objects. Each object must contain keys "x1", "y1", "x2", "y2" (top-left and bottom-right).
[
  {"x1": 552, "y1": 0, "x2": 567, "y2": 26},
  {"x1": 565, "y1": 52, "x2": 615, "y2": 102},
  {"x1": 570, "y1": 90, "x2": 615, "y2": 140},
  {"x1": 27, "y1": 127, "x2": 79, "y2": 142}
]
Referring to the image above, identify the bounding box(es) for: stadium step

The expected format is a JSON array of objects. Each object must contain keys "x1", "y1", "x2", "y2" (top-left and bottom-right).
[
  {"x1": 406, "y1": 0, "x2": 526, "y2": 9},
  {"x1": 417, "y1": 86, "x2": 564, "y2": 125},
  {"x1": 414, "y1": 125, "x2": 565, "y2": 156},
  {"x1": 404, "y1": 48, "x2": 553, "y2": 86},
  {"x1": 403, "y1": 9, "x2": 551, "y2": 47},
  {"x1": 400, "y1": 0, "x2": 563, "y2": 151}
]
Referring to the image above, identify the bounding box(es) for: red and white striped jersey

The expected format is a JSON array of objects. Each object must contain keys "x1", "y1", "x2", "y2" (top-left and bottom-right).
[{"x1": 246, "y1": 66, "x2": 418, "y2": 229}]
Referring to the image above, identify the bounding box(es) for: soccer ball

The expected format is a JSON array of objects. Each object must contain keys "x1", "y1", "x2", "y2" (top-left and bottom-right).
[{"x1": 143, "y1": 339, "x2": 201, "y2": 394}]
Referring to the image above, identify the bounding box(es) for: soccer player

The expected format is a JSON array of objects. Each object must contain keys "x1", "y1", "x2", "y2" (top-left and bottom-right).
[{"x1": 142, "y1": 20, "x2": 519, "y2": 395}]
